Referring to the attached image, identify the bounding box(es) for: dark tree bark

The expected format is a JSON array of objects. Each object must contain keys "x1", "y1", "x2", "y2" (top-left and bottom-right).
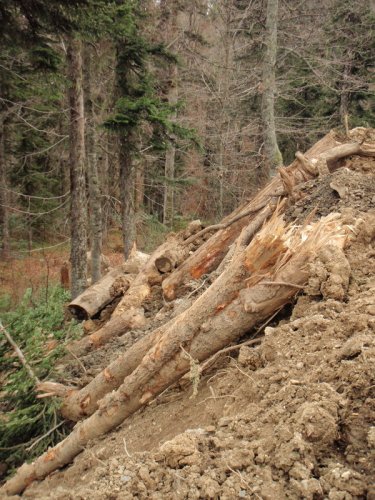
[
  {"x1": 0, "y1": 117, "x2": 10, "y2": 259},
  {"x1": 163, "y1": 67, "x2": 178, "y2": 227},
  {"x1": 119, "y1": 134, "x2": 136, "y2": 259},
  {"x1": 84, "y1": 44, "x2": 102, "y2": 283},
  {"x1": 68, "y1": 37, "x2": 87, "y2": 299}
]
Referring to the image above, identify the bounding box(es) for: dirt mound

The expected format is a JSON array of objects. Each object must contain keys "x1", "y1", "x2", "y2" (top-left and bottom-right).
[
  {"x1": 286, "y1": 158, "x2": 375, "y2": 223},
  {"x1": 10, "y1": 156, "x2": 375, "y2": 500}
]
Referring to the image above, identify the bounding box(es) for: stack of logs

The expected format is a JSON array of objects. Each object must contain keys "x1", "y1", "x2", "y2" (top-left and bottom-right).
[{"x1": 2, "y1": 127, "x2": 375, "y2": 496}]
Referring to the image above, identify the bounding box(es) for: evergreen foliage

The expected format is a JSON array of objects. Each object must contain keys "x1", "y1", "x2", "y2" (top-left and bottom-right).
[{"x1": 0, "y1": 286, "x2": 82, "y2": 475}]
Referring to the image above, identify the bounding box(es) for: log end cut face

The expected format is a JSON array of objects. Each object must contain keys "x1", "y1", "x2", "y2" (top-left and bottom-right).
[{"x1": 68, "y1": 304, "x2": 88, "y2": 321}]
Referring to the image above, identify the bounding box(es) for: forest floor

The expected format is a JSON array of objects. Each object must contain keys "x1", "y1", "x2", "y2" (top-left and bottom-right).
[{"x1": 3, "y1": 156, "x2": 375, "y2": 499}]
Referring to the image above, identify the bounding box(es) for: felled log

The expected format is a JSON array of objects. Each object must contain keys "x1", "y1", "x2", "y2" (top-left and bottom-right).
[
  {"x1": 40, "y1": 130, "x2": 375, "y2": 403},
  {"x1": 41, "y1": 206, "x2": 273, "y2": 421},
  {"x1": 113, "y1": 219, "x2": 202, "y2": 318},
  {"x1": 68, "y1": 251, "x2": 150, "y2": 320},
  {"x1": 37, "y1": 327, "x2": 160, "y2": 420},
  {"x1": 161, "y1": 131, "x2": 343, "y2": 301},
  {"x1": 162, "y1": 130, "x2": 375, "y2": 301},
  {"x1": 68, "y1": 267, "x2": 133, "y2": 320},
  {"x1": 66, "y1": 221, "x2": 203, "y2": 356},
  {"x1": 2, "y1": 212, "x2": 349, "y2": 496},
  {"x1": 67, "y1": 306, "x2": 148, "y2": 357}
]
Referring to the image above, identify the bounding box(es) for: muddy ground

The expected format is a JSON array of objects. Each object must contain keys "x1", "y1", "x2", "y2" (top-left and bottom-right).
[{"x1": 6, "y1": 158, "x2": 375, "y2": 499}]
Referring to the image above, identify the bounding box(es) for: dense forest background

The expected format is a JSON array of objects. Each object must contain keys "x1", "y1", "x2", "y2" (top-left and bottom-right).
[{"x1": 0, "y1": 0, "x2": 374, "y2": 297}]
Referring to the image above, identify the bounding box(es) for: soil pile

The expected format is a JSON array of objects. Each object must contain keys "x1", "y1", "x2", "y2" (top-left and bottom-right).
[{"x1": 8, "y1": 156, "x2": 375, "y2": 500}]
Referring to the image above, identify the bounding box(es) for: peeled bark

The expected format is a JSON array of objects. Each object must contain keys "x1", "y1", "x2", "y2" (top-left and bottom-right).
[{"x1": 2, "y1": 212, "x2": 349, "y2": 496}]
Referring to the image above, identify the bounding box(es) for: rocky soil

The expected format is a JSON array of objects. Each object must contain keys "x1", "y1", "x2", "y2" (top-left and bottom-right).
[{"x1": 6, "y1": 157, "x2": 375, "y2": 500}]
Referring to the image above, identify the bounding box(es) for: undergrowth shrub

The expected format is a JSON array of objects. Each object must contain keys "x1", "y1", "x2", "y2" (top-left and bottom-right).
[{"x1": 0, "y1": 285, "x2": 82, "y2": 477}]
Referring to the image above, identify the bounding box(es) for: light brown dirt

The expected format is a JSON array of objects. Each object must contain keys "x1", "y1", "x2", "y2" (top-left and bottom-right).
[{"x1": 7, "y1": 158, "x2": 375, "y2": 500}]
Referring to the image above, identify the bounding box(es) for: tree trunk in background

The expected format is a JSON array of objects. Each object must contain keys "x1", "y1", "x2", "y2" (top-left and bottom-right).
[
  {"x1": 339, "y1": 52, "x2": 353, "y2": 132},
  {"x1": 84, "y1": 44, "x2": 102, "y2": 283},
  {"x1": 68, "y1": 37, "x2": 87, "y2": 299},
  {"x1": 261, "y1": 0, "x2": 283, "y2": 177},
  {"x1": 119, "y1": 135, "x2": 136, "y2": 259},
  {"x1": 135, "y1": 157, "x2": 145, "y2": 214},
  {"x1": 0, "y1": 118, "x2": 10, "y2": 259},
  {"x1": 163, "y1": 65, "x2": 178, "y2": 227}
]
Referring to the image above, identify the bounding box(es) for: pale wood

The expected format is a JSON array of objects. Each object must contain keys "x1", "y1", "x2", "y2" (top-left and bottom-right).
[
  {"x1": 68, "y1": 306, "x2": 147, "y2": 357},
  {"x1": 161, "y1": 130, "x2": 340, "y2": 301},
  {"x1": 68, "y1": 266, "x2": 132, "y2": 320}
]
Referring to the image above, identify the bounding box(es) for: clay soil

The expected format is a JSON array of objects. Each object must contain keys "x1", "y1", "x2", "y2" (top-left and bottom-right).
[{"x1": 6, "y1": 158, "x2": 375, "y2": 499}]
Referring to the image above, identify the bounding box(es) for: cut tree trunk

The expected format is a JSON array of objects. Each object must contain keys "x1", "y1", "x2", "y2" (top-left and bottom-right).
[
  {"x1": 68, "y1": 251, "x2": 149, "y2": 320},
  {"x1": 161, "y1": 130, "x2": 342, "y2": 301},
  {"x1": 2, "y1": 212, "x2": 349, "y2": 496},
  {"x1": 67, "y1": 221, "x2": 202, "y2": 356},
  {"x1": 68, "y1": 267, "x2": 135, "y2": 320}
]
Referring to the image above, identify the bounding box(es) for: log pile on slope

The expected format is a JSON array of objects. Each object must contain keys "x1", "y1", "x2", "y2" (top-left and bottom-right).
[{"x1": 2, "y1": 127, "x2": 375, "y2": 496}]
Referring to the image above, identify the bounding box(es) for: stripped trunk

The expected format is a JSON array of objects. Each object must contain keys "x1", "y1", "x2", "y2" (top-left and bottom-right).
[
  {"x1": 84, "y1": 45, "x2": 102, "y2": 284},
  {"x1": 68, "y1": 37, "x2": 87, "y2": 299},
  {"x1": 261, "y1": 0, "x2": 283, "y2": 177}
]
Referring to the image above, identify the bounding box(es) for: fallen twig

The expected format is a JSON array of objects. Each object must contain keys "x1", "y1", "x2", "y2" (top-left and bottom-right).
[{"x1": 0, "y1": 320, "x2": 40, "y2": 384}]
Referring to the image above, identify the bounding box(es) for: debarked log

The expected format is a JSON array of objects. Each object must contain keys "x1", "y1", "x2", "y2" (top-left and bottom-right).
[
  {"x1": 68, "y1": 267, "x2": 134, "y2": 320},
  {"x1": 2, "y1": 213, "x2": 350, "y2": 496},
  {"x1": 68, "y1": 251, "x2": 150, "y2": 320},
  {"x1": 48, "y1": 206, "x2": 274, "y2": 420},
  {"x1": 161, "y1": 130, "x2": 344, "y2": 301},
  {"x1": 66, "y1": 221, "x2": 203, "y2": 356}
]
